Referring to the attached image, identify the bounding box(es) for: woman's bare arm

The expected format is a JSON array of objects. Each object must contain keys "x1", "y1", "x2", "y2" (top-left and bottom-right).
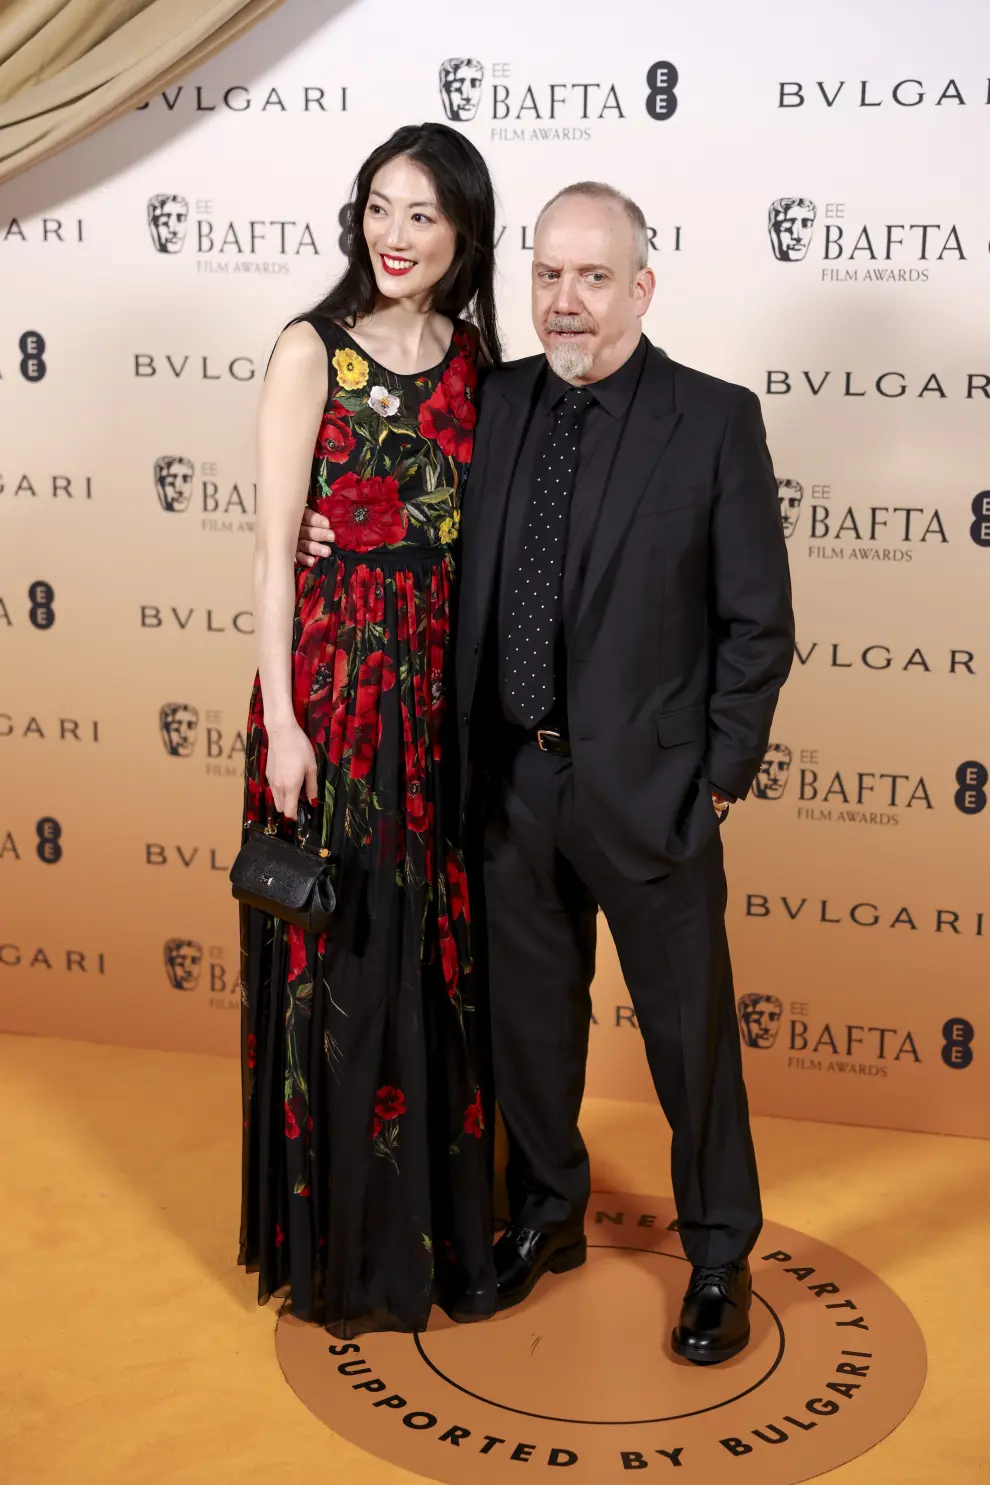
[{"x1": 254, "y1": 321, "x2": 327, "y2": 813}]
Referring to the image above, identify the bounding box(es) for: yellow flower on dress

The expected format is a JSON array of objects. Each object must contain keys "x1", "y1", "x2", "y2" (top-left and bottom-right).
[
  {"x1": 332, "y1": 346, "x2": 369, "y2": 391},
  {"x1": 438, "y1": 510, "x2": 461, "y2": 547}
]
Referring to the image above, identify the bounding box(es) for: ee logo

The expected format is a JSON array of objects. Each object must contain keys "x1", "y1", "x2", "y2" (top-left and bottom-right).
[
  {"x1": 29, "y1": 580, "x2": 55, "y2": 630},
  {"x1": 36, "y1": 817, "x2": 63, "y2": 865},
  {"x1": 19, "y1": 330, "x2": 46, "y2": 382},
  {"x1": 338, "y1": 204, "x2": 354, "y2": 257},
  {"x1": 941, "y1": 1018, "x2": 974, "y2": 1070},
  {"x1": 970, "y1": 491, "x2": 990, "y2": 548},
  {"x1": 646, "y1": 61, "x2": 679, "y2": 121},
  {"x1": 954, "y1": 760, "x2": 987, "y2": 815}
]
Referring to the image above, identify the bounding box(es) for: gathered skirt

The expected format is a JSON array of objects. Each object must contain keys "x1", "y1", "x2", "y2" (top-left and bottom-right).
[{"x1": 238, "y1": 548, "x2": 495, "y2": 1336}]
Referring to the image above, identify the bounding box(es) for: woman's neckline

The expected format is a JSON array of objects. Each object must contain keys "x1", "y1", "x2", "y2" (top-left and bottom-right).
[{"x1": 334, "y1": 317, "x2": 457, "y2": 379}]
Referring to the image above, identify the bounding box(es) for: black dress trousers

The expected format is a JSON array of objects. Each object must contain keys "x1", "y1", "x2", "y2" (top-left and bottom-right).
[{"x1": 481, "y1": 737, "x2": 762, "y2": 1269}]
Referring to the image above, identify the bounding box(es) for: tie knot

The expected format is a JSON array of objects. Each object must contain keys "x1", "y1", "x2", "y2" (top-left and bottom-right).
[{"x1": 556, "y1": 386, "x2": 595, "y2": 421}]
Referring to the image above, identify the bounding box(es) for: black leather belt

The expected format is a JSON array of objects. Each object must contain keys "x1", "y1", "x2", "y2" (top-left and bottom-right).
[{"x1": 529, "y1": 727, "x2": 571, "y2": 756}]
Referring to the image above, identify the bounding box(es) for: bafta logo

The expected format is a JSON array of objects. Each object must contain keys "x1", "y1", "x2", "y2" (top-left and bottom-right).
[
  {"x1": 163, "y1": 938, "x2": 204, "y2": 991},
  {"x1": 768, "y1": 197, "x2": 817, "y2": 261},
  {"x1": 752, "y1": 743, "x2": 793, "y2": 800},
  {"x1": 147, "y1": 193, "x2": 189, "y2": 254},
  {"x1": 439, "y1": 58, "x2": 484, "y2": 122},
  {"x1": 154, "y1": 455, "x2": 194, "y2": 513},
  {"x1": 159, "y1": 703, "x2": 200, "y2": 758},
  {"x1": 737, "y1": 993, "x2": 784, "y2": 1049},
  {"x1": 777, "y1": 478, "x2": 804, "y2": 539}
]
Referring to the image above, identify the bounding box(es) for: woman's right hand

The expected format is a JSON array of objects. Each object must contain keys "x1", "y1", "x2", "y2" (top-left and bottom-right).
[
  {"x1": 265, "y1": 721, "x2": 319, "y2": 819},
  {"x1": 296, "y1": 509, "x2": 335, "y2": 568}
]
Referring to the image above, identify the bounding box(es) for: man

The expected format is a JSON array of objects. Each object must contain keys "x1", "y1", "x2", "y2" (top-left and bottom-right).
[{"x1": 297, "y1": 182, "x2": 793, "y2": 1365}]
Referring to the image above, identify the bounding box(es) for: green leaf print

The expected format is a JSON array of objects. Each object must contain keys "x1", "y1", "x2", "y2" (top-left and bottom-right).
[
  {"x1": 334, "y1": 390, "x2": 369, "y2": 414},
  {"x1": 373, "y1": 1118, "x2": 401, "y2": 1172},
  {"x1": 350, "y1": 407, "x2": 380, "y2": 441},
  {"x1": 392, "y1": 456, "x2": 422, "y2": 485}
]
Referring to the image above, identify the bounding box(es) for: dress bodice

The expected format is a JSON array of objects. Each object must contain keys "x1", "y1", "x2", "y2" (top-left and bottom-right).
[{"x1": 302, "y1": 317, "x2": 478, "y2": 556}]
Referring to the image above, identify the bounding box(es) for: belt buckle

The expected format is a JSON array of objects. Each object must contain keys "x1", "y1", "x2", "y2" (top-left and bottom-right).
[{"x1": 536, "y1": 728, "x2": 559, "y2": 753}]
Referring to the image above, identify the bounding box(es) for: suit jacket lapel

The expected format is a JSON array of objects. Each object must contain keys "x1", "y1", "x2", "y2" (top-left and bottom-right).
[
  {"x1": 462, "y1": 360, "x2": 543, "y2": 651},
  {"x1": 575, "y1": 346, "x2": 681, "y2": 634}
]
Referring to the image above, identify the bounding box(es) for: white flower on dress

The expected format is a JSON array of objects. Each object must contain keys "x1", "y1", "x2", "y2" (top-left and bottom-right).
[{"x1": 368, "y1": 385, "x2": 400, "y2": 418}]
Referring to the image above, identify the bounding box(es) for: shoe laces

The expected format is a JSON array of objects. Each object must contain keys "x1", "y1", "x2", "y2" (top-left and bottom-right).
[{"x1": 687, "y1": 1263, "x2": 736, "y2": 1298}]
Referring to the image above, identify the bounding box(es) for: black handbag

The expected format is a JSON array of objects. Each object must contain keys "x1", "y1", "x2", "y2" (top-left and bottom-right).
[{"x1": 230, "y1": 805, "x2": 336, "y2": 933}]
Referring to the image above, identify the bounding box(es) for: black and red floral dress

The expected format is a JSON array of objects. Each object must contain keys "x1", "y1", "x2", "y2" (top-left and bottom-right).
[{"x1": 238, "y1": 316, "x2": 494, "y2": 1337}]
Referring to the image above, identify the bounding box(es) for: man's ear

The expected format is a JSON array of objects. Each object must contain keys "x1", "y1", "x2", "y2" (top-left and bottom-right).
[{"x1": 635, "y1": 266, "x2": 656, "y2": 318}]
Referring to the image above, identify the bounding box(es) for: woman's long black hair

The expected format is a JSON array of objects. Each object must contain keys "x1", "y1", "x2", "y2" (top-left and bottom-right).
[{"x1": 310, "y1": 122, "x2": 502, "y2": 365}]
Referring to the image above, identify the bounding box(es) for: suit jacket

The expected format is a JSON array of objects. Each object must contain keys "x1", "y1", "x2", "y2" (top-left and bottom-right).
[{"x1": 456, "y1": 337, "x2": 795, "y2": 881}]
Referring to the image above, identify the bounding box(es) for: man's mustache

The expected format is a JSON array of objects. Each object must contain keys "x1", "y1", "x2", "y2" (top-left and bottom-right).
[{"x1": 545, "y1": 314, "x2": 597, "y2": 335}]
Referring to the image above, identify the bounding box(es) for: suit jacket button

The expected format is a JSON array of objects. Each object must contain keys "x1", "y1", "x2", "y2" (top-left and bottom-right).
[
  {"x1": 473, "y1": 643, "x2": 480, "y2": 655},
  {"x1": 461, "y1": 712, "x2": 469, "y2": 725}
]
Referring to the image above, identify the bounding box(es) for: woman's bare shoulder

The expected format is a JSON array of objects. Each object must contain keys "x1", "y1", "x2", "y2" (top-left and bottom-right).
[{"x1": 270, "y1": 319, "x2": 328, "y2": 374}]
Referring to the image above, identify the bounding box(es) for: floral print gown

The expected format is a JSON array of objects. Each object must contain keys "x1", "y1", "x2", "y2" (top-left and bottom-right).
[{"x1": 239, "y1": 316, "x2": 494, "y2": 1337}]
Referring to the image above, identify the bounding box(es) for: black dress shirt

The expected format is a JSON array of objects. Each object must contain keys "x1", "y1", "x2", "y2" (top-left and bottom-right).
[{"x1": 498, "y1": 338, "x2": 647, "y2": 728}]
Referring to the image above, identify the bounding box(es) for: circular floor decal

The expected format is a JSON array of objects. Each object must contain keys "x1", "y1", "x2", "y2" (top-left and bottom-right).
[{"x1": 275, "y1": 1193, "x2": 926, "y2": 1485}]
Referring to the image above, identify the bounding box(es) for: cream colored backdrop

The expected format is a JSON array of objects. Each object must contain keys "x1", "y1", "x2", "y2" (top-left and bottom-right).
[{"x1": 2, "y1": 0, "x2": 987, "y2": 1137}]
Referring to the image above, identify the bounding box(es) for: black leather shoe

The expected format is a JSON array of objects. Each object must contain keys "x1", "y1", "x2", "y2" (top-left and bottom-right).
[
  {"x1": 670, "y1": 1258, "x2": 752, "y2": 1365},
  {"x1": 494, "y1": 1223, "x2": 587, "y2": 1311}
]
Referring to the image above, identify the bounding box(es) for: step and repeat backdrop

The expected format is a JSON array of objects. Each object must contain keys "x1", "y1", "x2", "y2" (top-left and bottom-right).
[{"x1": 1, "y1": 0, "x2": 987, "y2": 1137}]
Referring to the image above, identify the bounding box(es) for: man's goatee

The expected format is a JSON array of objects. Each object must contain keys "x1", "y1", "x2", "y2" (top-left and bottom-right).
[{"x1": 547, "y1": 343, "x2": 594, "y2": 382}]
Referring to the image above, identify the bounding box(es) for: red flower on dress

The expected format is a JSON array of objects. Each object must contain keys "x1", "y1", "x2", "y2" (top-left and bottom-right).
[
  {"x1": 360, "y1": 649, "x2": 396, "y2": 693},
  {"x1": 343, "y1": 680, "x2": 382, "y2": 783},
  {"x1": 401, "y1": 719, "x2": 428, "y2": 834},
  {"x1": 405, "y1": 775, "x2": 426, "y2": 832},
  {"x1": 285, "y1": 1099, "x2": 301, "y2": 1139},
  {"x1": 375, "y1": 1085, "x2": 407, "y2": 1120},
  {"x1": 437, "y1": 912, "x2": 459, "y2": 998},
  {"x1": 316, "y1": 406, "x2": 356, "y2": 464},
  {"x1": 297, "y1": 1183, "x2": 311, "y2": 1197},
  {"x1": 464, "y1": 1090, "x2": 484, "y2": 1138},
  {"x1": 288, "y1": 927, "x2": 309, "y2": 983},
  {"x1": 446, "y1": 855, "x2": 470, "y2": 924},
  {"x1": 275, "y1": 1223, "x2": 285, "y2": 1247},
  {"x1": 446, "y1": 353, "x2": 477, "y2": 398},
  {"x1": 247, "y1": 1033, "x2": 257, "y2": 1069},
  {"x1": 372, "y1": 1114, "x2": 383, "y2": 1138},
  {"x1": 322, "y1": 472, "x2": 407, "y2": 553},
  {"x1": 293, "y1": 610, "x2": 337, "y2": 727},
  {"x1": 418, "y1": 356, "x2": 476, "y2": 462}
]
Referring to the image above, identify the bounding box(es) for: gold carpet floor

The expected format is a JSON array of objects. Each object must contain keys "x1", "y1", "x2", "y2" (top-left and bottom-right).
[{"x1": 1, "y1": 1033, "x2": 987, "y2": 1485}]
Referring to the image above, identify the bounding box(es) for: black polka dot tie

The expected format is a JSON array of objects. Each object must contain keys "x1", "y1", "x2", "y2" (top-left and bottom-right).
[{"x1": 504, "y1": 386, "x2": 595, "y2": 729}]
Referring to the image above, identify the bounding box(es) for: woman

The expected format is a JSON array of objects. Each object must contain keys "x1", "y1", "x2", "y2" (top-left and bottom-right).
[{"x1": 239, "y1": 122, "x2": 501, "y2": 1338}]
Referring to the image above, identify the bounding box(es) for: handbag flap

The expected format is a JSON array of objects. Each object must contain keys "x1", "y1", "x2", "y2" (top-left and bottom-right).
[{"x1": 230, "y1": 831, "x2": 328, "y2": 912}]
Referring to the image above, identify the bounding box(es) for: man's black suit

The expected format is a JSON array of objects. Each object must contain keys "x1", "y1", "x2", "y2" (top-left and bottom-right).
[{"x1": 455, "y1": 338, "x2": 794, "y2": 1267}]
